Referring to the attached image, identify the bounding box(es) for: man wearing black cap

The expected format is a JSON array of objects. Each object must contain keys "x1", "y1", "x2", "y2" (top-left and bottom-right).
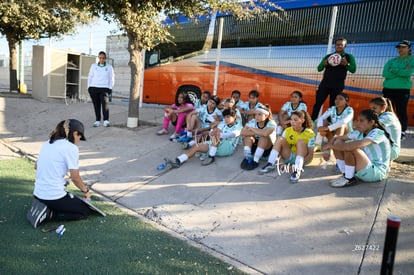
[
  {"x1": 27, "y1": 119, "x2": 92, "y2": 228},
  {"x1": 382, "y1": 40, "x2": 414, "y2": 140}
]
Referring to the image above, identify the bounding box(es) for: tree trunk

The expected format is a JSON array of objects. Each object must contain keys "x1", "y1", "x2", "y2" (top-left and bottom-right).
[
  {"x1": 126, "y1": 35, "x2": 144, "y2": 128},
  {"x1": 7, "y1": 36, "x2": 18, "y2": 92}
]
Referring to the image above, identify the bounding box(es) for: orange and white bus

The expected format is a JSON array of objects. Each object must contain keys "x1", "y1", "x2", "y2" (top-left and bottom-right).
[{"x1": 142, "y1": 0, "x2": 414, "y2": 125}]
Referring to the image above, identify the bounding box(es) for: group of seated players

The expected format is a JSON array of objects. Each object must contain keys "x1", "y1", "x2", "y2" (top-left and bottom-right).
[{"x1": 157, "y1": 89, "x2": 401, "y2": 188}]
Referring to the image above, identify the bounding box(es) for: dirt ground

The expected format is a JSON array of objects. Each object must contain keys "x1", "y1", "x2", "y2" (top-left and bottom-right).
[{"x1": 390, "y1": 160, "x2": 414, "y2": 179}]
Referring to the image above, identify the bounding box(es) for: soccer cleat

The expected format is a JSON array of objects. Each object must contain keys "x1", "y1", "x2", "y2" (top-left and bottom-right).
[
  {"x1": 201, "y1": 156, "x2": 215, "y2": 166},
  {"x1": 244, "y1": 161, "x2": 259, "y2": 170},
  {"x1": 103, "y1": 120, "x2": 110, "y2": 127},
  {"x1": 259, "y1": 162, "x2": 275, "y2": 174},
  {"x1": 330, "y1": 176, "x2": 356, "y2": 188},
  {"x1": 290, "y1": 171, "x2": 301, "y2": 183},
  {"x1": 199, "y1": 153, "x2": 208, "y2": 161},
  {"x1": 176, "y1": 135, "x2": 192, "y2": 143},
  {"x1": 164, "y1": 157, "x2": 181, "y2": 168},
  {"x1": 26, "y1": 199, "x2": 50, "y2": 229},
  {"x1": 182, "y1": 142, "x2": 194, "y2": 150},
  {"x1": 93, "y1": 121, "x2": 101, "y2": 127},
  {"x1": 169, "y1": 133, "x2": 179, "y2": 141}
]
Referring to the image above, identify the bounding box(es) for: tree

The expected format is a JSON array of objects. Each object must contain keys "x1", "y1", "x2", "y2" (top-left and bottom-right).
[
  {"x1": 83, "y1": 0, "x2": 279, "y2": 128},
  {"x1": 0, "y1": 0, "x2": 93, "y2": 92}
]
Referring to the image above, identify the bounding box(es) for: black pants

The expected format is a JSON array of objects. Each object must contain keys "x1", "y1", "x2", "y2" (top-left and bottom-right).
[
  {"x1": 88, "y1": 87, "x2": 110, "y2": 121},
  {"x1": 311, "y1": 85, "x2": 343, "y2": 121},
  {"x1": 383, "y1": 88, "x2": 409, "y2": 132},
  {"x1": 36, "y1": 193, "x2": 91, "y2": 221}
]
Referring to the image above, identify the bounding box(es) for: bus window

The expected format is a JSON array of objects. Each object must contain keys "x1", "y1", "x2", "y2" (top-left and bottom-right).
[{"x1": 145, "y1": 51, "x2": 160, "y2": 68}]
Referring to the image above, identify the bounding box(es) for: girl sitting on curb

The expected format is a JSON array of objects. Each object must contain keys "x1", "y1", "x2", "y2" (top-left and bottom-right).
[
  {"x1": 259, "y1": 110, "x2": 315, "y2": 183},
  {"x1": 324, "y1": 109, "x2": 391, "y2": 188}
]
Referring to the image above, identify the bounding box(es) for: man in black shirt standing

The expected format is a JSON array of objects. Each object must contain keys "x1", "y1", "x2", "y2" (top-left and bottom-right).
[{"x1": 311, "y1": 37, "x2": 356, "y2": 121}]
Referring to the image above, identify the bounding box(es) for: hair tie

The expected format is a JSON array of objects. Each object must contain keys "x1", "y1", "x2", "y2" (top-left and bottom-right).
[{"x1": 63, "y1": 120, "x2": 70, "y2": 139}]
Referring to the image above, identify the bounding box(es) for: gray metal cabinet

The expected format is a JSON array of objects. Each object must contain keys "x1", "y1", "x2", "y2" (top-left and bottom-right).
[{"x1": 32, "y1": 45, "x2": 96, "y2": 102}]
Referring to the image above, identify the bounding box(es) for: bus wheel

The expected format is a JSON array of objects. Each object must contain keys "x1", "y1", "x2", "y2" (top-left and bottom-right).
[{"x1": 177, "y1": 86, "x2": 201, "y2": 105}]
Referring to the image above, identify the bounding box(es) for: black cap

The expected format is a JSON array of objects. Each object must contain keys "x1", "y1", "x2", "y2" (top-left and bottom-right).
[
  {"x1": 69, "y1": 119, "x2": 86, "y2": 140},
  {"x1": 396, "y1": 40, "x2": 411, "y2": 48}
]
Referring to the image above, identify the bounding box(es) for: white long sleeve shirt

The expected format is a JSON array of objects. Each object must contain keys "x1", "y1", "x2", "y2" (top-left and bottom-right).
[{"x1": 88, "y1": 63, "x2": 115, "y2": 89}]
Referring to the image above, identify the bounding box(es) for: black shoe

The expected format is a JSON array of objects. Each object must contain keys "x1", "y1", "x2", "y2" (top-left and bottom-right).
[
  {"x1": 244, "y1": 161, "x2": 259, "y2": 170},
  {"x1": 201, "y1": 156, "x2": 215, "y2": 166},
  {"x1": 27, "y1": 199, "x2": 50, "y2": 229},
  {"x1": 240, "y1": 158, "x2": 248, "y2": 169},
  {"x1": 164, "y1": 158, "x2": 181, "y2": 168}
]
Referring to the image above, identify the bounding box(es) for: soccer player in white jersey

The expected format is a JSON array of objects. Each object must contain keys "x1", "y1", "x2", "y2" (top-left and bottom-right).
[
  {"x1": 277, "y1": 90, "x2": 308, "y2": 135},
  {"x1": 240, "y1": 105, "x2": 277, "y2": 170},
  {"x1": 369, "y1": 97, "x2": 402, "y2": 161},
  {"x1": 324, "y1": 109, "x2": 391, "y2": 187},
  {"x1": 317, "y1": 92, "x2": 354, "y2": 162},
  {"x1": 165, "y1": 108, "x2": 242, "y2": 167}
]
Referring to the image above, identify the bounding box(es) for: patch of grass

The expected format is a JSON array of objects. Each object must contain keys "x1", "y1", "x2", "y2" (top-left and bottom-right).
[{"x1": 0, "y1": 158, "x2": 245, "y2": 274}]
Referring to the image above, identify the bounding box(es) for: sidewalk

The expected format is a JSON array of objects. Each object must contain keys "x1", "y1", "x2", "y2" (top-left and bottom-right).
[{"x1": 1, "y1": 95, "x2": 413, "y2": 274}]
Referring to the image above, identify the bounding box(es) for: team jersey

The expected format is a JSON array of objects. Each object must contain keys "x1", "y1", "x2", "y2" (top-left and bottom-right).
[
  {"x1": 378, "y1": 111, "x2": 401, "y2": 160},
  {"x1": 241, "y1": 101, "x2": 264, "y2": 122},
  {"x1": 216, "y1": 121, "x2": 243, "y2": 149},
  {"x1": 281, "y1": 102, "x2": 308, "y2": 117},
  {"x1": 245, "y1": 118, "x2": 277, "y2": 144},
  {"x1": 317, "y1": 105, "x2": 354, "y2": 132},
  {"x1": 282, "y1": 127, "x2": 316, "y2": 154},
  {"x1": 193, "y1": 99, "x2": 207, "y2": 113},
  {"x1": 235, "y1": 99, "x2": 244, "y2": 108},
  {"x1": 221, "y1": 108, "x2": 242, "y2": 126},
  {"x1": 198, "y1": 105, "x2": 223, "y2": 128},
  {"x1": 347, "y1": 128, "x2": 391, "y2": 173}
]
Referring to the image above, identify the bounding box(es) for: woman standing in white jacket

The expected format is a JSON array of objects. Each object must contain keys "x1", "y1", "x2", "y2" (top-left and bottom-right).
[{"x1": 88, "y1": 51, "x2": 115, "y2": 127}]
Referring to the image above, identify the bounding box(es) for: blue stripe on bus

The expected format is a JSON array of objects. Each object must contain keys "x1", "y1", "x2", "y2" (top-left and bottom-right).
[{"x1": 201, "y1": 60, "x2": 384, "y2": 96}]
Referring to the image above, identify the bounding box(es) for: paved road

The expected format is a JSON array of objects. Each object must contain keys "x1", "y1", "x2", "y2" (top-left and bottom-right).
[{"x1": 1, "y1": 95, "x2": 413, "y2": 274}]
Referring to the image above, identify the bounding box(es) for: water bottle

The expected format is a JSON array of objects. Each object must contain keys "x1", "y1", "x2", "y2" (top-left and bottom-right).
[
  {"x1": 56, "y1": 224, "x2": 65, "y2": 237},
  {"x1": 157, "y1": 162, "x2": 167, "y2": 170}
]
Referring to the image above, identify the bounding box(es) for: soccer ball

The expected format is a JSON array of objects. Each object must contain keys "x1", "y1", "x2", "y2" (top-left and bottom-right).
[{"x1": 327, "y1": 53, "x2": 342, "y2": 67}]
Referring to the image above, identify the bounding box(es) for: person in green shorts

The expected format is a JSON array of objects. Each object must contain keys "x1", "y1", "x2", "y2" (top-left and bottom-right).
[
  {"x1": 324, "y1": 109, "x2": 392, "y2": 188},
  {"x1": 369, "y1": 97, "x2": 401, "y2": 161}
]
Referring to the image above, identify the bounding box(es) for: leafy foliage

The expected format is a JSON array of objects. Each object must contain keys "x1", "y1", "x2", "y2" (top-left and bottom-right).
[
  {"x1": 82, "y1": 0, "x2": 280, "y2": 126},
  {"x1": 0, "y1": 0, "x2": 93, "y2": 42}
]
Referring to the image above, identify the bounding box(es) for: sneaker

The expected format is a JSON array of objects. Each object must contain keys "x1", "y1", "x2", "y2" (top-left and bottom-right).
[
  {"x1": 330, "y1": 176, "x2": 356, "y2": 188},
  {"x1": 199, "y1": 153, "x2": 208, "y2": 161},
  {"x1": 164, "y1": 158, "x2": 181, "y2": 168},
  {"x1": 195, "y1": 152, "x2": 201, "y2": 158},
  {"x1": 182, "y1": 142, "x2": 193, "y2": 150},
  {"x1": 290, "y1": 171, "x2": 301, "y2": 183},
  {"x1": 244, "y1": 161, "x2": 259, "y2": 170},
  {"x1": 103, "y1": 120, "x2": 110, "y2": 127},
  {"x1": 259, "y1": 162, "x2": 275, "y2": 174},
  {"x1": 401, "y1": 132, "x2": 406, "y2": 141},
  {"x1": 201, "y1": 156, "x2": 215, "y2": 166},
  {"x1": 169, "y1": 133, "x2": 179, "y2": 141},
  {"x1": 176, "y1": 135, "x2": 192, "y2": 143},
  {"x1": 26, "y1": 199, "x2": 50, "y2": 229},
  {"x1": 93, "y1": 121, "x2": 101, "y2": 127},
  {"x1": 157, "y1": 129, "x2": 168, "y2": 135}
]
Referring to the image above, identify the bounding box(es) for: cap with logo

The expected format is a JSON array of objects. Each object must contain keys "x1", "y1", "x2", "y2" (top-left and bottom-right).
[{"x1": 396, "y1": 40, "x2": 411, "y2": 48}]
